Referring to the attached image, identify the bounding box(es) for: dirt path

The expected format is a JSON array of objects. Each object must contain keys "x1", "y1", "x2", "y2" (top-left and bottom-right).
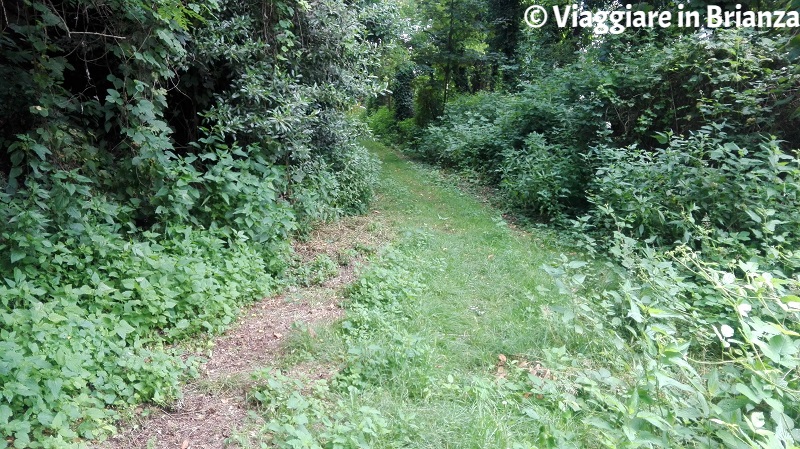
[{"x1": 96, "y1": 213, "x2": 391, "y2": 449}]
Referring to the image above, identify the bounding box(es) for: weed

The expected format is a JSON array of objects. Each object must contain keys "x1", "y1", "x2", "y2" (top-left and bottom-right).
[{"x1": 290, "y1": 254, "x2": 340, "y2": 287}]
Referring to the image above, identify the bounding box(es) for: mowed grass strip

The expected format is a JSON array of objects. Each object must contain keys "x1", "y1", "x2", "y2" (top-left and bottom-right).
[
  {"x1": 248, "y1": 140, "x2": 599, "y2": 449},
  {"x1": 366, "y1": 140, "x2": 575, "y2": 372}
]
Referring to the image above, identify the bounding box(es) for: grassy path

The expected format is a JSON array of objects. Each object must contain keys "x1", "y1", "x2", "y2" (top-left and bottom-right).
[
  {"x1": 236, "y1": 141, "x2": 592, "y2": 448},
  {"x1": 366, "y1": 141, "x2": 569, "y2": 374}
]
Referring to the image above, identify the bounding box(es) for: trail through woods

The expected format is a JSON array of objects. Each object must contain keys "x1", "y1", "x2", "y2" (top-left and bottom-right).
[{"x1": 97, "y1": 140, "x2": 571, "y2": 448}]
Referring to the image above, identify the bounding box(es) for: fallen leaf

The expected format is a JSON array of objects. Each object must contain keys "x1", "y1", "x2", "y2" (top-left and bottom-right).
[
  {"x1": 273, "y1": 333, "x2": 283, "y2": 339},
  {"x1": 498, "y1": 354, "x2": 507, "y2": 366},
  {"x1": 182, "y1": 440, "x2": 189, "y2": 449}
]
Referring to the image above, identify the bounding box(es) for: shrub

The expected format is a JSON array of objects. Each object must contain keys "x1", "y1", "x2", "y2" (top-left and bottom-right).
[
  {"x1": 0, "y1": 221, "x2": 276, "y2": 446},
  {"x1": 546, "y1": 234, "x2": 800, "y2": 449},
  {"x1": 396, "y1": 118, "x2": 422, "y2": 146},
  {"x1": 588, "y1": 129, "x2": 800, "y2": 269},
  {"x1": 366, "y1": 106, "x2": 398, "y2": 142},
  {"x1": 413, "y1": 76, "x2": 444, "y2": 127},
  {"x1": 499, "y1": 133, "x2": 587, "y2": 219},
  {"x1": 414, "y1": 92, "x2": 511, "y2": 175},
  {"x1": 0, "y1": 0, "x2": 386, "y2": 444},
  {"x1": 328, "y1": 142, "x2": 381, "y2": 216}
]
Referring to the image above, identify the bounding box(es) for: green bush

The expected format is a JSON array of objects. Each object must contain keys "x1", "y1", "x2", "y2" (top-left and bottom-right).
[
  {"x1": 288, "y1": 159, "x2": 342, "y2": 230},
  {"x1": 366, "y1": 106, "x2": 398, "y2": 142},
  {"x1": 588, "y1": 129, "x2": 800, "y2": 267},
  {"x1": 546, "y1": 233, "x2": 800, "y2": 448},
  {"x1": 0, "y1": 220, "x2": 276, "y2": 445},
  {"x1": 411, "y1": 28, "x2": 800, "y2": 224},
  {"x1": 396, "y1": 118, "x2": 422, "y2": 146},
  {"x1": 328, "y1": 142, "x2": 381, "y2": 216},
  {"x1": 499, "y1": 133, "x2": 587, "y2": 219},
  {"x1": 412, "y1": 76, "x2": 443, "y2": 128},
  {"x1": 414, "y1": 92, "x2": 511, "y2": 175},
  {"x1": 413, "y1": 84, "x2": 597, "y2": 218},
  {"x1": 0, "y1": 0, "x2": 386, "y2": 445}
]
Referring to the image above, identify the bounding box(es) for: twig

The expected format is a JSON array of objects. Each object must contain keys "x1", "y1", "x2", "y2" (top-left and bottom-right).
[
  {"x1": 0, "y1": 0, "x2": 7, "y2": 29},
  {"x1": 68, "y1": 31, "x2": 127, "y2": 40}
]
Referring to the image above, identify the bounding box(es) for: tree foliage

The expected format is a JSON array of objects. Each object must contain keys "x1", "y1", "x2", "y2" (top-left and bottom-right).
[{"x1": 0, "y1": 0, "x2": 388, "y2": 445}]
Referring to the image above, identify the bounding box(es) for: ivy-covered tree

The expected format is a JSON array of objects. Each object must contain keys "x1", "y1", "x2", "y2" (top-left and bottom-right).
[{"x1": 487, "y1": 0, "x2": 524, "y2": 85}]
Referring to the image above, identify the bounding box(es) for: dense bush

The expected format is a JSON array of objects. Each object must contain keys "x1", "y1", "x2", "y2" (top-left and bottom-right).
[
  {"x1": 589, "y1": 129, "x2": 800, "y2": 264},
  {"x1": 0, "y1": 0, "x2": 386, "y2": 445},
  {"x1": 365, "y1": 106, "x2": 399, "y2": 142},
  {"x1": 411, "y1": 28, "x2": 800, "y2": 223},
  {"x1": 545, "y1": 231, "x2": 800, "y2": 448},
  {"x1": 0, "y1": 223, "x2": 276, "y2": 445},
  {"x1": 413, "y1": 92, "x2": 511, "y2": 171},
  {"x1": 411, "y1": 85, "x2": 594, "y2": 217},
  {"x1": 499, "y1": 132, "x2": 587, "y2": 218}
]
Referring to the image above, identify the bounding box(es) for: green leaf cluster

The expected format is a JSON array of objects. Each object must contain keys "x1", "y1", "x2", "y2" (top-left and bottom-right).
[{"x1": 1, "y1": 0, "x2": 391, "y2": 445}]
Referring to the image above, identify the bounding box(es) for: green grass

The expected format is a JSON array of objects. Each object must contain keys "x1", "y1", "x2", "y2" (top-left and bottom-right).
[
  {"x1": 365, "y1": 140, "x2": 583, "y2": 368},
  {"x1": 239, "y1": 140, "x2": 607, "y2": 448}
]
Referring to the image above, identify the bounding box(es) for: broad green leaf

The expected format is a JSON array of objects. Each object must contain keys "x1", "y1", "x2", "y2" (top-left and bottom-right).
[
  {"x1": 0, "y1": 404, "x2": 11, "y2": 425},
  {"x1": 735, "y1": 383, "x2": 761, "y2": 404},
  {"x1": 10, "y1": 250, "x2": 25, "y2": 263},
  {"x1": 96, "y1": 282, "x2": 115, "y2": 295},
  {"x1": 44, "y1": 378, "x2": 62, "y2": 398},
  {"x1": 760, "y1": 335, "x2": 798, "y2": 367},
  {"x1": 781, "y1": 294, "x2": 800, "y2": 304},
  {"x1": 37, "y1": 410, "x2": 54, "y2": 426},
  {"x1": 627, "y1": 299, "x2": 643, "y2": 323},
  {"x1": 31, "y1": 144, "x2": 50, "y2": 160},
  {"x1": 85, "y1": 408, "x2": 107, "y2": 420},
  {"x1": 115, "y1": 320, "x2": 136, "y2": 338},
  {"x1": 47, "y1": 313, "x2": 67, "y2": 323}
]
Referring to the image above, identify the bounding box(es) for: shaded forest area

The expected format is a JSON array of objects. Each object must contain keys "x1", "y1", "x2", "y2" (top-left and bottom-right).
[{"x1": 0, "y1": 0, "x2": 395, "y2": 445}]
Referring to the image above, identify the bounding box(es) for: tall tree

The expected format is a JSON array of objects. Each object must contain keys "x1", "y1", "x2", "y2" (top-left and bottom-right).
[
  {"x1": 413, "y1": 0, "x2": 486, "y2": 105},
  {"x1": 487, "y1": 0, "x2": 523, "y2": 86}
]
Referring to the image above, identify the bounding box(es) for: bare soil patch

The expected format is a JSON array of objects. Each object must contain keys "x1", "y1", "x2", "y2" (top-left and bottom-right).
[{"x1": 95, "y1": 212, "x2": 390, "y2": 449}]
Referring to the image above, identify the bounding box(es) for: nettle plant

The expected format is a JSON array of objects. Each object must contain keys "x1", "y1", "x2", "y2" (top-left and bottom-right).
[
  {"x1": 1, "y1": 0, "x2": 386, "y2": 446},
  {"x1": 588, "y1": 127, "x2": 800, "y2": 259},
  {"x1": 247, "y1": 369, "x2": 390, "y2": 449},
  {"x1": 546, "y1": 235, "x2": 800, "y2": 448}
]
